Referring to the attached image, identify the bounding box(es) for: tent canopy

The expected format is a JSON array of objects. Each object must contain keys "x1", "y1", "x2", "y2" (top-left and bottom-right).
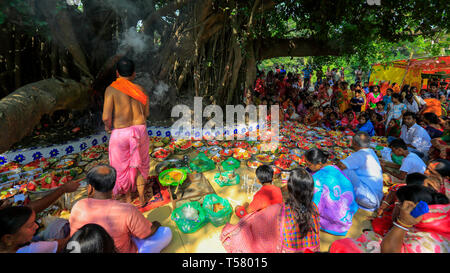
[{"x1": 369, "y1": 56, "x2": 450, "y2": 89}]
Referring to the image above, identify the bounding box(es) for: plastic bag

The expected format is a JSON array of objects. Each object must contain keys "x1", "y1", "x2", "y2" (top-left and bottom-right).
[
  {"x1": 202, "y1": 194, "x2": 232, "y2": 227},
  {"x1": 214, "y1": 171, "x2": 240, "y2": 187},
  {"x1": 171, "y1": 201, "x2": 207, "y2": 233},
  {"x1": 189, "y1": 153, "x2": 215, "y2": 173},
  {"x1": 221, "y1": 157, "x2": 240, "y2": 171}
]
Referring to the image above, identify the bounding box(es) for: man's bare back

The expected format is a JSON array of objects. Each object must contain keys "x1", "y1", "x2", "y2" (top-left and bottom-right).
[{"x1": 103, "y1": 82, "x2": 149, "y2": 131}]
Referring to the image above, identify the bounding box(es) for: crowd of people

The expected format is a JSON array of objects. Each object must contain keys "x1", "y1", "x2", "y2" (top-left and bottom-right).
[
  {"x1": 221, "y1": 64, "x2": 450, "y2": 253},
  {"x1": 1, "y1": 60, "x2": 449, "y2": 253}
]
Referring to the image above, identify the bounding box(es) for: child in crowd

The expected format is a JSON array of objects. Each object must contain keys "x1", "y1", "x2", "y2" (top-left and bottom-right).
[
  {"x1": 383, "y1": 88, "x2": 393, "y2": 112},
  {"x1": 287, "y1": 107, "x2": 301, "y2": 121},
  {"x1": 340, "y1": 109, "x2": 359, "y2": 130},
  {"x1": 373, "y1": 113, "x2": 386, "y2": 136},
  {"x1": 386, "y1": 93, "x2": 407, "y2": 129},
  {"x1": 322, "y1": 112, "x2": 341, "y2": 131},
  {"x1": 375, "y1": 101, "x2": 386, "y2": 119},
  {"x1": 386, "y1": 119, "x2": 401, "y2": 138},
  {"x1": 235, "y1": 165, "x2": 283, "y2": 218},
  {"x1": 305, "y1": 106, "x2": 322, "y2": 127},
  {"x1": 355, "y1": 112, "x2": 375, "y2": 136},
  {"x1": 350, "y1": 90, "x2": 365, "y2": 114}
]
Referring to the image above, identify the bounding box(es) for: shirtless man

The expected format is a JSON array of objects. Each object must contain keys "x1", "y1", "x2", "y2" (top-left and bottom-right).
[{"x1": 102, "y1": 57, "x2": 151, "y2": 206}]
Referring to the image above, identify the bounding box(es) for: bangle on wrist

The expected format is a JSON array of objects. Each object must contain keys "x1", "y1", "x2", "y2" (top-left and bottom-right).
[
  {"x1": 393, "y1": 222, "x2": 409, "y2": 232},
  {"x1": 396, "y1": 218, "x2": 413, "y2": 228},
  {"x1": 382, "y1": 200, "x2": 390, "y2": 206}
]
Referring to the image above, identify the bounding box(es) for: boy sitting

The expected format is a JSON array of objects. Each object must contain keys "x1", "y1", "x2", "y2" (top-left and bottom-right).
[
  {"x1": 380, "y1": 139, "x2": 426, "y2": 184},
  {"x1": 235, "y1": 165, "x2": 283, "y2": 218}
]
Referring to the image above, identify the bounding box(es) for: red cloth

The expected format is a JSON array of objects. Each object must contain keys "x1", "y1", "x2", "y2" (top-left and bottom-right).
[
  {"x1": 248, "y1": 184, "x2": 283, "y2": 213},
  {"x1": 374, "y1": 122, "x2": 386, "y2": 136}
]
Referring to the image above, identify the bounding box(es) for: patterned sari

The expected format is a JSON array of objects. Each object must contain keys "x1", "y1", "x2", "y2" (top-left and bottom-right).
[
  {"x1": 221, "y1": 203, "x2": 320, "y2": 253},
  {"x1": 330, "y1": 204, "x2": 450, "y2": 253},
  {"x1": 312, "y1": 165, "x2": 358, "y2": 236}
]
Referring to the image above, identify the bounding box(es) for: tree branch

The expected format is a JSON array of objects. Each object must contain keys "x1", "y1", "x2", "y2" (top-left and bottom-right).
[
  {"x1": 256, "y1": 37, "x2": 353, "y2": 60},
  {"x1": 143, "y1": 0, "x2": 195, "y2": 34}
]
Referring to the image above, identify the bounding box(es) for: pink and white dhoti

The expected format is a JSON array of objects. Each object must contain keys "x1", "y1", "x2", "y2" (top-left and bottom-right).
[{"x1": 108, "y1": 125, "x2": 150, "y2": 195}]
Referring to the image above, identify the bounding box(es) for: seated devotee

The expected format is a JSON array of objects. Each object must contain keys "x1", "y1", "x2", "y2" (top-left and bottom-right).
[
  {"x1": 380, "y1": 139, "x2": 427, "y2": 184},
  {"x1": 424, "y1": 159, "x2": 450, "y2": 197},
  {"x1": 422, "y1": 112, "x2": 444, "y2": 139},
  {"x1": 235, "y1": 165, "x2": 283, "y2": 218},
  {"x1": 322, "y1": 112, "x2": 340, "y2": 131},
  {"x1": 329, "y1": 185, "x2": 449, "y2": 253},
  {"x1": 221, "y1": 168, "x2": 320, "y2": 253},
  {"x1": 339, "y1": 109, "x2": 359, "y2": 131},
  {"x1": 399, "y1": 111, "x2": 432, "y2": 160},
  {"x1": 286, "y1": 107, "x2": 301, "y2": 121},
  {"x1": 305, "y1": 148, "x2": 358, "y2": 236},
  {"x1": 386, "y1": 119, "x2": 401, "y2": 138},
  {"x1": 372, "y1": 113, "x2": 386, "y2": 136},
  {"x1": 0, "y1": 206, "x2": 69, "y2": 253},
  {"x1": 355, "y1": 112, "x2": 375, "y2": 137},
  {"x1": 65, "y1": 224, "x2": 117, "y2": 253},
  {"x1": 305, "y1": 106, "x2": 322, "y2": 127},
  {"x1": 335, "y1": 131, "x2": 384, "y2": 211},
  {"x1": 430, "y1": 120, "x2": 450, "y2": 161},
  {"x1": 69, "y1": 164, "x2": 172, "y2": 253}
]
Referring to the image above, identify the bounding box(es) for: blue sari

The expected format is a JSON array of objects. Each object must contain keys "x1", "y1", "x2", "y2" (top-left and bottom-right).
[{"x1": 312, "y1": 165, "x2": 358, "y2": 236}]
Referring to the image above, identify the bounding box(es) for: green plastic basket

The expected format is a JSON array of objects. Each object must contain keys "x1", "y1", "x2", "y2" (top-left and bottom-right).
[
  {"x1": 202, "y1": 194, "x2": 232, "y2": 227},
  {"x1": 189, "y1": 153, "x2": 216, "y2": 173},
  {"x1": 158, "y1": 168, "x2": 187, "y2": 187},
  {"x1": 221, "y1": 157, "x2": 240, "y2": 171},
  {"x1": 213, "y1": 171, "x2": 240, "y2": 187},
  {"x1": 171, "y1": 201, "x2": 207, "y2": 233}
]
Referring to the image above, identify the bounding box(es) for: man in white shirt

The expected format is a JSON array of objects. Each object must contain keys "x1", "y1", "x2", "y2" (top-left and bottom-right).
[
  {"x1": 335, "y1": 131, "x2": 384, "y2": 211},
  {"x1": 400, "y1": 111, "x2": 432, "y2": 160},
  {"x1": 404, "y1": 93, "x2": 419, "y2": 113},
  {"x1": 380, "y1": 139, "x2": 426, "y2": 184}
]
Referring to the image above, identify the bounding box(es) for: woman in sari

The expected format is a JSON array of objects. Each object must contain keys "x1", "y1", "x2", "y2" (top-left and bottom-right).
[
  {"x1": 221, "y1": 168, "x2": 320, "y2": 253},
  {"x1": 330, "y1": 184, "x2": 450, "y2": 253},
  {"x1": 366, "y1": 85, "x2": 383, "y2": 110},
  {"x1": 336, "y1": 82, "x2": 349, "y2": 113},
  {"x1": 305, "y1": 148, "x2": 358, "y2": 236}
]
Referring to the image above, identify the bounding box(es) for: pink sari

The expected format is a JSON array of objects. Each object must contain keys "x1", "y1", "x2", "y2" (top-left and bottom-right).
[
  {"x1": 109, "y1": 125, "x2": 150, "y2": 195},
  {"x1": 221, "y1": 203, "x2": 320, "y2": 253},
  {"x1": 330, "y1": 204, "x2": 450, "y2": 253}
]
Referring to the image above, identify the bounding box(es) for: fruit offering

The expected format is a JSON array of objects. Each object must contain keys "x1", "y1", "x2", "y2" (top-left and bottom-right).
[
  {"x1": 274, "y1": 158, "x2": 298, "y2": 171},
  {"x1": 220, "y1": 149, "x2": 233, "y2": 157},
  {"x1": 247, "y1": 160, "x2": 263, "y2": 169},
  {"x1": 192, "y1": 141, "x2": 203, "y2": 148},
  {"x1": 233, "y1": 148, "x2": 251, "y2": 160},
  {"x1": 255, "y1": 154, "x2": 275, "y2": 163},
  {"x1": 221, "y1": 142, "x2": 234, "y2": 148},
  {"x1": 152, "y1": 148, "x2": 171, "y2": 159}
]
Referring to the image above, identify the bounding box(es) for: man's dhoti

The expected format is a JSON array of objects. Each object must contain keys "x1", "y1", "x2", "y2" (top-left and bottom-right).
[{"x1": 109, "y1": 125, "x2": 150, "y2": 195}]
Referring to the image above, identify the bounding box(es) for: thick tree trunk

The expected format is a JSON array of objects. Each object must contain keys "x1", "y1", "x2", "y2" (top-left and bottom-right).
[{"x1": 0, "y1": 78, "x2": 89, "y2": 153}]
